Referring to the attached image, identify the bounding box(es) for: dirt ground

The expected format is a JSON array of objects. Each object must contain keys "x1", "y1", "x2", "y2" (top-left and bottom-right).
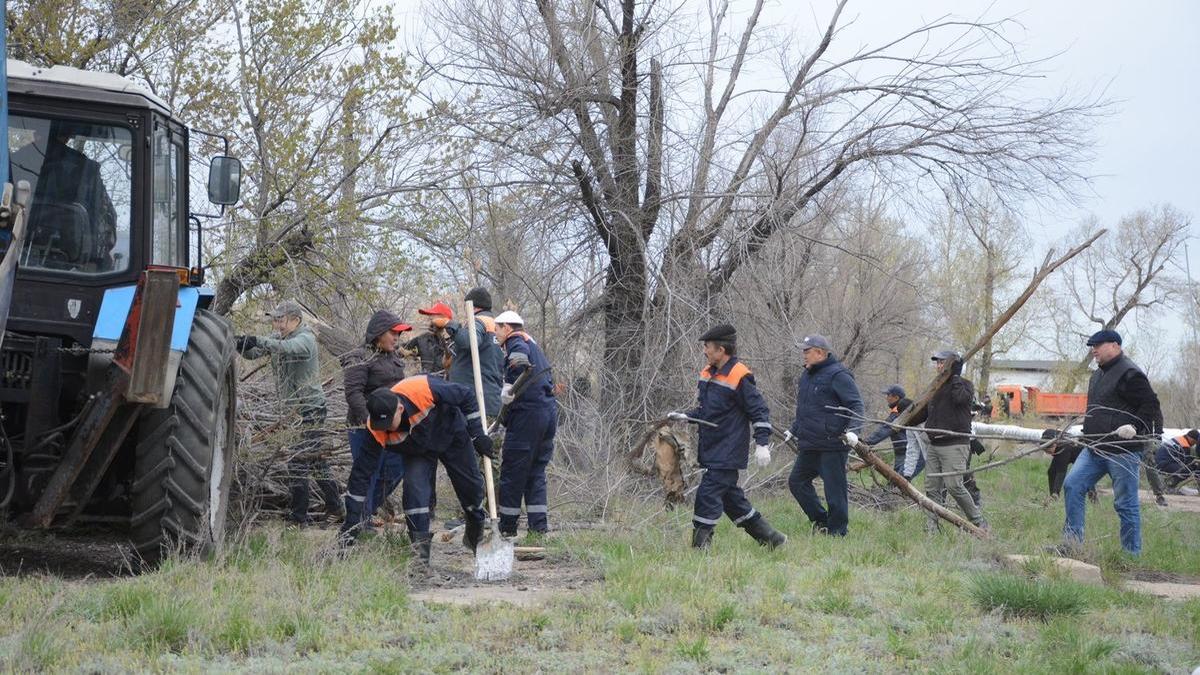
[
  {"x1": 0, "y1": 527, "x2": 139, "y2": 579},
  {"x1": 401, "y1": 523, "x2": 601, "y2": 607}
]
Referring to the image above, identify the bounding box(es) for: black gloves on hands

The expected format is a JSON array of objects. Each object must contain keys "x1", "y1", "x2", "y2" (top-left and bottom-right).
[
  {"x1": 473, "y1": 435, "x2": 495, "y2": 460},
  {"x1": 234, "y1": 335, "x2": 259, "y2": 354}
]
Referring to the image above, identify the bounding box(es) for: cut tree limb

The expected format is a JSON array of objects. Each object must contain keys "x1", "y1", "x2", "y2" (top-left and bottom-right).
[
  {"x1": 843, "y1": 436, "x2": 988, "y2": 538},
  {"x1": 850, "y1": 231, "x2": 1105, "y2": 535}
]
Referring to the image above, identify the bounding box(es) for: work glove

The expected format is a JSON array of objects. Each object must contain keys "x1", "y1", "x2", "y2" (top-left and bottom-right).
[
  {"x1": 473, "y1": 435, "x2": 495, "y2": 460},
  {"x1": 843, "y1": 432, "x2": 859, "y2": 447},
  {"x1": 501, "y1": 383, "x2": 515, "y2": 406},
  {"x1": 667, "y1": 412, "x2": 690, "y2": 422},
  {"x1": 508, "y1": 351, "x2": 531, "y2": 370},
  {"x1": 235, "y1": 335, "x2": 258, "y2": 354},
  {"x1": 1115, "y1": 424, "x2": 1137, "y2": 440},
  {"x1": 781, "y1": 430, "x2": 794, "y2": 444},
  {"x1": 754, "y1": 444, "x2": 771, "y2": 467}
]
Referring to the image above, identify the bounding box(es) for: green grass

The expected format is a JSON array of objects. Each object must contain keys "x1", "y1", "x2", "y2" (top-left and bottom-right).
[
  {"x1": 968, "y1": 573, "x2": 1092, "y2": 620},
  {"x1": 0, "y1": 453, "x2": 1196, "y2": 671}
]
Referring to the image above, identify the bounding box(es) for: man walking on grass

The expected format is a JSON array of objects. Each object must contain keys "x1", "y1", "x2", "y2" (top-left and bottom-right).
[
  {"x1": 669, "y1": 323, "x2": 786, "y2": 550},
  {"x1": 786, "y1": 335, "x2": 863, "y2": 537},
  {"x1": 1057, "y1": 330, "x2": 1162, "y2": 556},
  {"x1": 908, "y1": 350, "x2": 988, "y2": 533}
]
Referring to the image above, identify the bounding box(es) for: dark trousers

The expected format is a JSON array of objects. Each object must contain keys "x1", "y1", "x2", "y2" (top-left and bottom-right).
[
  {"x1": 347, "y1": 429, "x2": 405, "y2": 516},
  {"x1": 789, "y1": 449, "x2": 850, "y2": 535},
  {"x1": 498, "y1": 404, "x2": 557, "y2": 534},
  {"x1": 693, "y1": 468, "x2": 758, "y2": 529},
  {"x1": 288, "y1": 408, "x2": 341, "y2": 522},
  {"x1": 341, "y1": 430, "x2": 485, "y2": 538}
]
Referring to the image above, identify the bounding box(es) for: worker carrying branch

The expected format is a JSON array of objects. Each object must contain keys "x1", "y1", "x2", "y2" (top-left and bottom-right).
[{"x1": 669, "y1": 323, "x2": 786, "y2": 550}]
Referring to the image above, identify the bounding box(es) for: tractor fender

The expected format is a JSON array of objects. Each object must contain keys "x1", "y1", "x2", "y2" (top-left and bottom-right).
[{"x1": 88, "y1": 285, "x2": 213, "y2": 408}]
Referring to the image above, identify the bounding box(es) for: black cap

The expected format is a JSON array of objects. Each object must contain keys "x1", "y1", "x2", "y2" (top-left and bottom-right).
[
  {"x1": 367, "y1": 389, "x2": 401, "y2": 430},
  {"x1": 699, "y1": 323, "x2": 736, "y2": 343},
  {"x1": 931, "y1": 349, "x2": 961, "y2": 362},
  {"x1": 1085, "y1": 329, "x2": 1122, "y2": 346},
  {"x1": 464, "y1": 287, "x2": 492, "y2": 311},
  {"x1": 883, "y1": 384, "x2": 906, "y2": 398},
  {"x1": 1187, "y1": 429, "x2": 1199, "y2": 440}
]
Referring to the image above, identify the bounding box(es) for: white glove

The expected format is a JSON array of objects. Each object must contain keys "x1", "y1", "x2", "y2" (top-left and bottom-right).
[
  {"x1": 1115, "y1": 424, "x2": 1137, "y2": 440},
  {"x1": 782, "y1": 430, "x2": 794, "y2": 443},
  {"x1": 501, "y1": 383, "x2": 515, "y2": 406},
  {"x1": 843, "y1": 432, "x2": 859, "y2": 447},
  {"x1": 667, "y1": 412, "x2": 689, "y2": 422},
  {"x1": 754, "y1": 444, "x2": 771, "y2": 467}
]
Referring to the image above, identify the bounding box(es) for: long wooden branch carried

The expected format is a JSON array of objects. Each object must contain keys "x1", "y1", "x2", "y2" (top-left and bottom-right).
[
  {"x1": 853, "y1": 231, "x2": 1106, "y2": 535},
  {"x1": 844, "y1": 436, "x2": 988, "y2": 538}
]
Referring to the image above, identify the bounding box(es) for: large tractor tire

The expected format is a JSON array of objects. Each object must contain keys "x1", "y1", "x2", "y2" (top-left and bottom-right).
[{"x1": 131, "y1": 308, "x2": 236, "y2": 564}]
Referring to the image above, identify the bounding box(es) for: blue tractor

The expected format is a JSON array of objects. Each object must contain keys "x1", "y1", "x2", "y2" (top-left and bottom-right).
[{"x1": 0, "y1": 52, "x2": 244, "y2": 564}]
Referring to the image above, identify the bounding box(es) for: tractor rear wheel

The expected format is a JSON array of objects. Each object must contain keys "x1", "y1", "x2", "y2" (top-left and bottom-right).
[{"x1": 130, "y1": 308, "x2": 236, "y2": 564}]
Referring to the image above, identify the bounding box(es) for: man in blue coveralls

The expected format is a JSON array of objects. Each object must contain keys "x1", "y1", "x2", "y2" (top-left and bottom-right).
[{"x1": 670, "y1": 323, "x2": 786, "y2": 550}]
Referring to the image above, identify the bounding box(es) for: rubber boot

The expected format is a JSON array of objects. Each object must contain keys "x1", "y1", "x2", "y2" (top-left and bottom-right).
[
  {"x1": 411, "y1": 532, "x2": 433, "y2": 566},
  {"x1": 691, "y1": 526, "x2": 714, "y2": 550},
  {"x1": 742, "y1": 516, "x2": 786, "y2": 549},
  {"x1": 288, "y1": 480, "x2": 311, "y2": 525},
  {"x1": 464, "y1": 517, "x2": 484, "y2": 553},
  {"x1": 337, "y1": 496, "x2": 365, "y2": 547}
]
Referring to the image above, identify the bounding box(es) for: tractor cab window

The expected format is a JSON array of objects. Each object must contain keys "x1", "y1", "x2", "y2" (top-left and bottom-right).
[
  {"x1": 8, "y1": 115, "x2": 132, "y2": 275},
  {"x1": 151, "y1": 121, "x2": 185, "y2": 266}
]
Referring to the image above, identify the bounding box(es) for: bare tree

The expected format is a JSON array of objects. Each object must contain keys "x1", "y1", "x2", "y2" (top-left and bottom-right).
[
  {"x1": 427, "y1": 0, "x2": 1106, "y2": 432},
  {"x1": 1052, "y1": 204, "x2": 1191, "y2": 380}
]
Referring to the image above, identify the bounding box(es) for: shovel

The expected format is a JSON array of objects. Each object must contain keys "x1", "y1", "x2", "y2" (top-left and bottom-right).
[{"x1": 464, "y1": 299, "x2": 515, "y2": 581}]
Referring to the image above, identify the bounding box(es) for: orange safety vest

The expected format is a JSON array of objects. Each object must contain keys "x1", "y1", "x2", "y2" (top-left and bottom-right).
[
  {"x1": 699, "y1": 361, "x2": 751, "y2": 391},
  {"x1": 1176, "y1": 434, "x2": 1193, "y2": 449},
  {"x1": 368, "y1": 375, "x2": 436, "y2": 447}
]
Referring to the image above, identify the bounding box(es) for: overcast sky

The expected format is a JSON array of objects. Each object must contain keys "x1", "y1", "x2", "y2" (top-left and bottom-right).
[{"x1": 832, "y1": 0, "x2": 1199, "y2": 242}]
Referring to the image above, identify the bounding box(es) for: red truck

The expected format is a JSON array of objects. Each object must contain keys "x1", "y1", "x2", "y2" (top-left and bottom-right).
[{"x1": 994, "y1": 384, "x2": 1086, "y2": 419}]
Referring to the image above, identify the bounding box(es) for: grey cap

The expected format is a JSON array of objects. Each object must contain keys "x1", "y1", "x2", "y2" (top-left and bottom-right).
[
  {"x1": 265, "y1": 299, "x2": 304, "y2": 319},
  {"x1": 930, "y1": 349, "x2": 961, "y2": 362},
  {"x1": 801, "y1": 334, "x2": 833, "y2": 352}
]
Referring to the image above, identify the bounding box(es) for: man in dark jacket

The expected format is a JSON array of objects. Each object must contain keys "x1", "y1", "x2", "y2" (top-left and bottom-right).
[
  {"x1": 341, "y1": 310, "x2": 411, "y2": 519},
  {"x1": 1155, "y1": 429, "x2": 1199, "y2": 490},
  {"x1": 338, "y1": 375, "x2": 495, "y2": 565},
  {"x1": 909, "y1": 350, "x2": 987, "y2": 531},
  {"x1": 419, "y1": 289, "x2": 505, "y2": 414},
  {"x1": 493, "y1": 310, "x2": 558, "y2": 537},
  {"x1": 669, "y1": 323, "x2": 786, "y2": 550},
  {"x1": 1059, "y1": 330, "x2": 1162, "y2": 556},
  {"x1": 786, "y1": 334, "x2": 863, "y2": 536},
  {"x1": 864, "y1": 385, "x2": 916, "y2": 475}
]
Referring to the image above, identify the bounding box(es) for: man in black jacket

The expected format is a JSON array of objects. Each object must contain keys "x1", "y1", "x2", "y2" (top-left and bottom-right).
[
  {"x1": 909, "y1": 350, "x2": 987, "y2": 531},
  {"x1": 1059, "y1": 330, "x2": 1162, "y2": 556}
]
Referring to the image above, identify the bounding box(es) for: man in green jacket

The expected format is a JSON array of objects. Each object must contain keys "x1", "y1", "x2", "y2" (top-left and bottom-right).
[{"x1": 237, "y1": 300, "x2": 344, "y2": 525}]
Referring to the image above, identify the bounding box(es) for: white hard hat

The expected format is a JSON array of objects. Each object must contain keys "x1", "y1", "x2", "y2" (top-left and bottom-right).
[{"x1": 494, "y1": 310, "x2": 524, "y2": 326}]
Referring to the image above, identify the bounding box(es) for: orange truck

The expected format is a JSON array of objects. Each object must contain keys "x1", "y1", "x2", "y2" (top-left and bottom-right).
[{"x1": 994, "y1": 384, "x2": 1086, "y2": 419}]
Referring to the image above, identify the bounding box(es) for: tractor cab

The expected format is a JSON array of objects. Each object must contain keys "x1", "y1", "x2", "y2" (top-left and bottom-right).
[{"x1": 4, "y1": 59, "x2": 239, "y2": 346}]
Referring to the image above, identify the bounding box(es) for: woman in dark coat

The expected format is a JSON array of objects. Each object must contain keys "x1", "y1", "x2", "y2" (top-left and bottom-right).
[{"x1": 342, "y1": 310, "x2": 411, "y2": 519}]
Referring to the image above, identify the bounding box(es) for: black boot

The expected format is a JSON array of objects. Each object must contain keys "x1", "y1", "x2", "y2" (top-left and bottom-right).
[
  {"x1": 691, "y1": 526, "x2": 714, "y2": 550},
  {"x1": 288, "y1": 480, "x2": 311, "y2": 525},
  {"x1": 743, "y1": 516, "x2": 787, "y2": 549},
  {"x1": 464, "y1": 518, "x2": 484, "y2": 553},
  {"x1": 337, "y1": 496, "x2": 364, "y2": 547},
  {"x1": 411, "y1": 532, "x2": 433, "y2": 565}
]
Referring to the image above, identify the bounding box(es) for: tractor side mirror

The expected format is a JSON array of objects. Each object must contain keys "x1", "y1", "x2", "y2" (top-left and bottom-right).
[{"x1": 207, "y1": 156, "x2": 242, "y2": 206}]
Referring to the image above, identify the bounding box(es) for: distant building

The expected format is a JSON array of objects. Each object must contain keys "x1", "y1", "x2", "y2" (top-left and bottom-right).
[{"x1": 989, "y1": 359, "x2": 1075, "y2": 390}]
